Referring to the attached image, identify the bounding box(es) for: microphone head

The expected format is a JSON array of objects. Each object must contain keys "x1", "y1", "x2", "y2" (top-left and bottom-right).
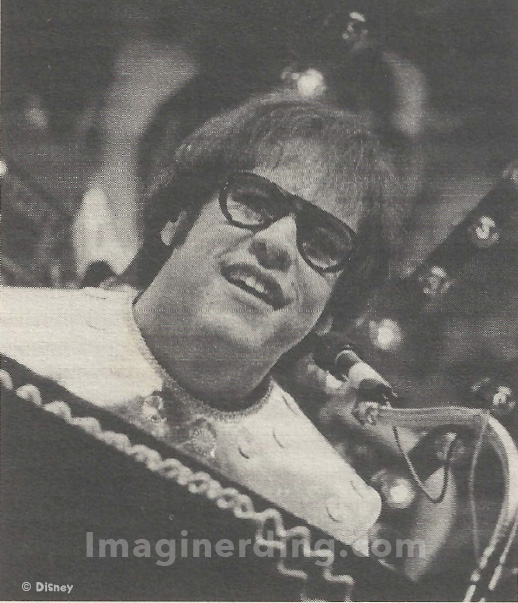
[{"x1": 313, "y1": 333, "x2": 358, "y2": 374}]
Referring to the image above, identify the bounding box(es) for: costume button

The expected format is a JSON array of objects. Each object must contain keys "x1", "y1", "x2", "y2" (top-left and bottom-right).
[
  {"x1": 326, "y1": 496, "x2": 353, "y2": 523},
  {"x1": 272, "y1": 424, "x2": 290, "y2": 448},
  {"x1": 238, "y1": 427, "x2": 256, "y2": 459},
  {"x1": 283, "y1": 396, "x2": 301, "y2": 415},
  {"x1": 82, "y1": 287, "x2": 109, "y2": 299},
  {"x1": 86, "y1": 316, "x2": 104, "y2": 330},
  {"x1": 141, "y1": 394, "x2": 167, "y2": 424},
  {"x1": 350, "y1": 476, "x2": 370, "y2": 497},
  {"x1": 189, "y1": 418, "x2": 217, "y2": 459}
]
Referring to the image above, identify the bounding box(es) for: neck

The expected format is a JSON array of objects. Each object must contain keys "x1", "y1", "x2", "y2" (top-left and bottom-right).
[{"x1": 133, "y1": 299, "x2": 271, "y2": 408}]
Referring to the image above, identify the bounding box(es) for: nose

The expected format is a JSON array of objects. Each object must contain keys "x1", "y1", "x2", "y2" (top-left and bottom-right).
[{"x1": 249, "y1": 215, "x2": 298, "y2": 272}]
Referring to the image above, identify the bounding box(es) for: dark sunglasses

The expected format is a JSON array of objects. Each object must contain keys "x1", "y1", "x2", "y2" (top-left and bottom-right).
[{"x1": 219, "y1": 171, "x2": 357, "y2": 273}]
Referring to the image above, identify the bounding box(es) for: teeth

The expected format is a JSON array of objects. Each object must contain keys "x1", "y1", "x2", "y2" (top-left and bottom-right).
[
  {"x1": 225, "y1": 267, "x2": 278, "y2": 306},
  {"x1": 243, "y1": 275, "x2": 267, "y2": 296}
]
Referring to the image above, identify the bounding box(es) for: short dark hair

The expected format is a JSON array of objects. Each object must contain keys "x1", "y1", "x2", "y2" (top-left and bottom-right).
[{"x1": 124, "y1": 92, "x2": 400, "y2": 330}]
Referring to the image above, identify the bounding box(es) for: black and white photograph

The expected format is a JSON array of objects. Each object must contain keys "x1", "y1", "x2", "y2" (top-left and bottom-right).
[{"x1": 1, "y1": 1, "x2": 517, "y2": 601}]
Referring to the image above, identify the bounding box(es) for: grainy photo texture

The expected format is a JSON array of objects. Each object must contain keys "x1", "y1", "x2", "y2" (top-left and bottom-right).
[{"x1": 1, "y1": 1, "x2": 517, "y2": 601}]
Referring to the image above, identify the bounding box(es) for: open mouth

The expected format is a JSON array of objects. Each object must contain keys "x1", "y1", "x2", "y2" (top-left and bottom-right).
[{"x1": 221, "y1": 264, "x2": 285, "y2": 310}]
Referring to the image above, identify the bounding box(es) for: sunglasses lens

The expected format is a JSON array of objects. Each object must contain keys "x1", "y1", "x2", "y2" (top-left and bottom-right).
[
  {"x1": 225, "y1": 177, "x2": 280, "y2": 226},
  {"x1": 300, "y1": 221, "x2": 353, "y2": 270}
]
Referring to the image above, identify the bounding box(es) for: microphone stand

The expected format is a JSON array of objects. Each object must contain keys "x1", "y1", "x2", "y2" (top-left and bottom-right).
[
  {"x1": 319, "y1": 161, "x2": 518, "y2": 599},
  {"x1": 351, "y1": 398, "x2": 518, "y2": 601}
]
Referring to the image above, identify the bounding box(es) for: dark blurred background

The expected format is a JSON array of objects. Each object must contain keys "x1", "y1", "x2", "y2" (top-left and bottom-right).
[{"x1": 2, "y1": 0, "x2": 518, "y2": 598}]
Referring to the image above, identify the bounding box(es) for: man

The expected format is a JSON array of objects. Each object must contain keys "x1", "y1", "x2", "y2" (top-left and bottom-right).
[{"x1": 1, "y1": 94, "x2": 398, "y2": 555}]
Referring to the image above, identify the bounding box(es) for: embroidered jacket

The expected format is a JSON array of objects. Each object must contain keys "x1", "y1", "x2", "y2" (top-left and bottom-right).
[{"x1": 0, "y1": 286, "x2": 381, "y2": 546}]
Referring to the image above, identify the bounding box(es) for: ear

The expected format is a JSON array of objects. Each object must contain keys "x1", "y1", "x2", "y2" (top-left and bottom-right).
[
  {"x1": 313, "y1": 309, "x2": 333, "y2": 336},
  {"x1": 160, "y1": 211, "x2": 189, "y2": 247}
]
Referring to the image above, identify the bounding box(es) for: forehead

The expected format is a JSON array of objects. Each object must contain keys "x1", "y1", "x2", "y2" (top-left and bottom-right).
[{"x1": 252, "y1": 139, "x2": 362, "y2": 231}]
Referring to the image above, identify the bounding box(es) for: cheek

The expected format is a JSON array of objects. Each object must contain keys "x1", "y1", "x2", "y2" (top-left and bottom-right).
[
  {"x1": 294, "y1": 271, "x2": 334, "y2": 329},
  {"x1": 185, "y1": 204, "x2": 251, "y2": 257},
  {"x1": 273, "y1": 278, "x2": 332, "y2": 354}
]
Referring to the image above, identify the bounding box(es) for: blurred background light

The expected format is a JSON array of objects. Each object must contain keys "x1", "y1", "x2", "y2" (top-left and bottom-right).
[
  {"x1": 370, "y1": 469, "x2": 417, "y2": 510},
  {"x1": 369, "y1": 318, "x2": 404, "y2": 351},
  {"x1": 296, "y1": 68, "x2": 326, "y2": 98}
]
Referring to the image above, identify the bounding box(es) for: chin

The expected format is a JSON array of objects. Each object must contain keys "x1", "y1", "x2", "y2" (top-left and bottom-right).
[{"x1": 197, "y1": 306, "x2": 278, "y2": 356}]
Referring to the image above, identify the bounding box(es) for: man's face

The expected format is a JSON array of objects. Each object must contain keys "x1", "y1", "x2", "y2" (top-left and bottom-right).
[{"x1": 144, "y1": 147, "x2": 362, "y2": 366}]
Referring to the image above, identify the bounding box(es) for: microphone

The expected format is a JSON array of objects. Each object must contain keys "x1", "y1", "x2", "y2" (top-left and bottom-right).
[{"x1": 313, "y1": 333, "x2": 398, "y2": 403}]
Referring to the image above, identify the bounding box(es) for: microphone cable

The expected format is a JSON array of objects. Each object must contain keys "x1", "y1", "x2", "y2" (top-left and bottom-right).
[
  {"x1": 468, "y1": 409, "x2": 490, "y2": 561},
  {"x1": 391, "y1": 421, "x2": 457, "y2": 505}
]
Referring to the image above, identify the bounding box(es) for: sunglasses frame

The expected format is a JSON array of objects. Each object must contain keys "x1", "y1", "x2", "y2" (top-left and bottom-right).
[{"x1": 219, "y1": 171, "x2": 357, "y2": 273}]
